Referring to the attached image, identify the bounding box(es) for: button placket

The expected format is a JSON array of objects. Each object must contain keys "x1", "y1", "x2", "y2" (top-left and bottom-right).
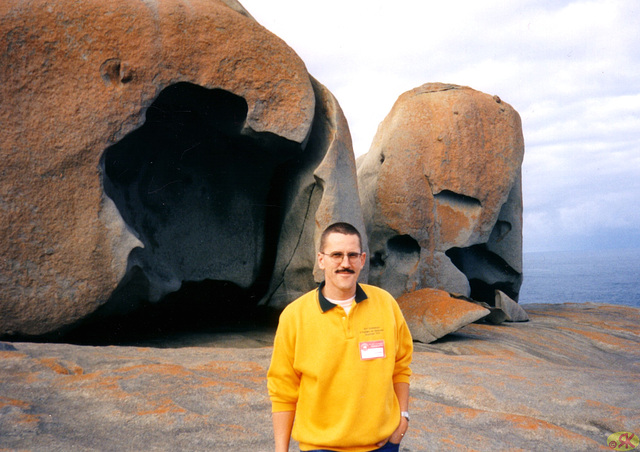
[{"x1": 344, "y1": 303, "x2": 356, "y2": 339}]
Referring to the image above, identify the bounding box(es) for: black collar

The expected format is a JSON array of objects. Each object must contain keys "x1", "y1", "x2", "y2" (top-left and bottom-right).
[{"x1": 317, "y1": 281, "x2": 368, "y2": 312}]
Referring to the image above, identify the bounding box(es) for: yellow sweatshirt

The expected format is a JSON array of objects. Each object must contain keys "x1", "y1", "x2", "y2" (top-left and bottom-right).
[{"x1": 267, "y1": 283, "x2": 413, "y2": 452}]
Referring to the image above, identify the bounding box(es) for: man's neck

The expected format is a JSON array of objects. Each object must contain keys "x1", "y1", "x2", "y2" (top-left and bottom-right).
[{"x1": 321, "y1": 285, "x2": 356, "y2": 301}]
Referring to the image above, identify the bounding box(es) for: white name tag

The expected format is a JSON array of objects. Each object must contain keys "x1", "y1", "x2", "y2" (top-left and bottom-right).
[{"x1": 359, "y1": 340, "x2": 386, "y2": 360}]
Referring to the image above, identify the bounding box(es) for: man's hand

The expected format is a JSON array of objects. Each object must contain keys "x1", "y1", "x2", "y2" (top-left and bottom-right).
[
  {"x1": 375, "y1": 415, "x2": 408, "y2": 447},
  {"x1": 376, "y1": 381, "x2": 410, "y2": 447}
]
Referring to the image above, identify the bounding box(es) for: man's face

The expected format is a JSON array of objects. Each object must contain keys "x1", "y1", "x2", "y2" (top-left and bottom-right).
[{"x1": 318, "y1": 232, "x2": 366, "y2": 298}]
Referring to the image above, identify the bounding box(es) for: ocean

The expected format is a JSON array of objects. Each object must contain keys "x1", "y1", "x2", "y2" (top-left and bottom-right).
[{"x1": 519, "y1": 248, "x2": 640, "y2": 308}]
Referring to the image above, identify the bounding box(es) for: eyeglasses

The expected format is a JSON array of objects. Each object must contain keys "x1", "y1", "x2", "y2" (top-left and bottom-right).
[{"x1": 320, "y1": 252, "x2": 363, "y2": 264}]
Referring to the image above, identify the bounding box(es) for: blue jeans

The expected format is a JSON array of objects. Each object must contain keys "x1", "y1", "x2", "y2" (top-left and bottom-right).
[{"x1": 306, "y1": 442, "x2": 400, "y2": 452}]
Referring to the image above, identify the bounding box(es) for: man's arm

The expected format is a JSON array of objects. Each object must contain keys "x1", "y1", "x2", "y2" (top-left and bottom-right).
[
  {"x1": 376, "y1": 381, "x2": 410, "y2": 447},
  {"x1": 268, "y1": 304, "x2": 299, "y2": 452},
  {"x1": 394, "y1": 381, "x2": 410, "y2": 412},
  {"x1": 380, "y1": 300, "x2": 413, "y2": 445},
  {"x1": 273, "y1": 410, "x2": 295, "y2": 452}
]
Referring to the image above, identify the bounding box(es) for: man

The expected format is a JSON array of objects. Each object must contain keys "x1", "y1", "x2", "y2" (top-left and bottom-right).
[{"x1": 267, "y1": 222, "x2": 413, "y2": 452}]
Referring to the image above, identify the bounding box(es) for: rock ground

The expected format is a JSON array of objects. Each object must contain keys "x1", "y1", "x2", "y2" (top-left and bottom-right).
[{"x1": 1, "y1": 303, "x2": 638, "y2": 451}]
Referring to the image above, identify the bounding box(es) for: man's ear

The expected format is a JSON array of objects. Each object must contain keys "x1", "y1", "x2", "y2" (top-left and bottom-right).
[
  {"x1": 360, "y1": 252, "x2": 367, "y2": 267},
  {"x1": 318, "y1": 252, "x2": 326, "y2": 270}
]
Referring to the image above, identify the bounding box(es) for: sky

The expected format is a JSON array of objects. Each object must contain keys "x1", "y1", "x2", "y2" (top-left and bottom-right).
[{"x1": 239, "y1": 0, "x2": 640, "y2": 253}]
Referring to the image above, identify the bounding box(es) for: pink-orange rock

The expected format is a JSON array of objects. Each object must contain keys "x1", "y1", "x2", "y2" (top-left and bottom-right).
[
  {"x1": 357, "y1": 83, "x2": 524, "y2": 303},
  {"x1": 0, "y1": 0, "x2": 320, "y2": 336},
  {"x1": 397, "y1": 288, "x2": 490, "y2": 343},
  {"x1": 5, "y1": 303, "x2": 636, "y2": 450}
]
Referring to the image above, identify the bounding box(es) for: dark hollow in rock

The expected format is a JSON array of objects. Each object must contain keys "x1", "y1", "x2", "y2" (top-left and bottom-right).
[
  {"x1": 370, "y1": 235, "x2": 421, "y2": 269},
  {"x1": 63, "y1": 83, "x2": 305, "y2": 343},
  {"x1": 58, "y1": 279, "x2": 281, "y2": 346},
  {"x1": 434, "y1": 189, "x2": 482, "y2": 209},
  {"x1": 368, "y1": 234, "x2": 421, "y2": 297},
  {"x1": 388, "y1": 234, "x2": 422, "y2": 257},
  {"x1": 446, "y1": 244, "x2": 522, "y2": 303}
]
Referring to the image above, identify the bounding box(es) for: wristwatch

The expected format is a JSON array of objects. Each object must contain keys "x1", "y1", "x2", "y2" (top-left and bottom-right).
[{"x1": 401, "y1": 411, "x2": 410, "y2": 422}]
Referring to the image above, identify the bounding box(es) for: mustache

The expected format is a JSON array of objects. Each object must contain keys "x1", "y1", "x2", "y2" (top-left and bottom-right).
[{"x1": 336, "y1": 268, "x2": 355, "y2": 274}]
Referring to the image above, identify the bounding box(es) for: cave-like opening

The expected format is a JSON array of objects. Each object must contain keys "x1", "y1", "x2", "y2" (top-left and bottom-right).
[
  {"x1": 59, "y1": 82, "x2": 304, "y2": 345},
  {"x1": 368, "y1": 234, "x2": 421, "y2": 298},
  {"x1": 446, "y1": 244, "x2": 522, "y2": 304},
  {"x1": 59, "y1": 278, "x2": 281, "y2": 346}
]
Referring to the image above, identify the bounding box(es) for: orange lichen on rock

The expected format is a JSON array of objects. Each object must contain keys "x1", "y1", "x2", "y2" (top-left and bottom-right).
[
  {"x1": 136, "y1": 399, "x2": 188, "y2": 417},
  {"x1": 37, "y1": 357, "x2": 83, "y2": 375},
  {"x1": 558, "y1": 326, "x2": 638, "y2": 351},
  {"x1": 0, "y1": 396, "x2": 31, "y2": 410},
  {"x1": 435, "y1": 202, "x2": 475, "y2": 244},
  {"x1": 0, "y1": 351, "x2": 27, "y2": 359},
  {"x1": 114, "y1": 363, "x2": 193, "y2": 379},
  {"x1": 397, "y1": 287, "x2": 489, "y2": 342}
]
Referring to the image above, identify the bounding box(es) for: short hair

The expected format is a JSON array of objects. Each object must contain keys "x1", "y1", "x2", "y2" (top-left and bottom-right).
[{"x1": 319, "y1": 222, "x2": 362, "y2": 252}]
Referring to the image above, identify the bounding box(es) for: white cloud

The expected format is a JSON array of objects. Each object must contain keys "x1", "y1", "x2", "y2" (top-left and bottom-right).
[{"x1": 239, "y1": 0, "x2": 640, "y2": 252}]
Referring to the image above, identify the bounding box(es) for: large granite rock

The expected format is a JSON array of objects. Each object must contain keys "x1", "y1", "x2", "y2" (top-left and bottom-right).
[
  {"x1": 0, "y1": 0, "x2": 364, "y2": 337},
  {"x1": 397, "y1": 287, "x2": 490, "y2": 343},
  {"x1": 357, "y1": 83, "x2": 524, "y2": 304},
  {"x1": 1, "y1": 303, "x2": 638, "y2": 450}
]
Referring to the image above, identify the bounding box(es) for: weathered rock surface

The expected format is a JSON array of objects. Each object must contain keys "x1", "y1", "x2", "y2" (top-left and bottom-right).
[
  {"x1": 397, "y1": 287, "x2": 490, "y2": 343},
  {"x1": 495, "y1": 289, "x2": 529, "y2": 322},
  {"x1": 357, "y1": 83, "x2": 525, "y2": 304},
  {"x1": 410, "y1": 303, "x2": 640, "y2": 451},
  {"x1": 1, "y1": 303, "x2": 638, "y2": 451},
  {"x1": 266, "y1": 77, "x2": 367, "y2": 309},
  {"x1": 0, "y1": 0, "x2": 364, "y2": 337}
]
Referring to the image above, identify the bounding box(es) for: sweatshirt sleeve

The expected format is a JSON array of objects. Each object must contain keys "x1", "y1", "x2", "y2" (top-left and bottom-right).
[
  {"x1": 267, "y1": 306, "x2": 300, "y2": 412},
  {"x1": 392, "y1": 301, "x2": 413, "y2": 384}
]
